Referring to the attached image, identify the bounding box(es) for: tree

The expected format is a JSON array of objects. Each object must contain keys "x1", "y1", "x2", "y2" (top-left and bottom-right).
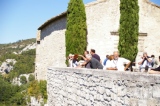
[
  {"x1": 65, "y1": 0, "x2": 87, "y2": 63},
  {"x1": 20, "y1": 76, "x2": 27, "y2": 84},
  {"x1": 28, "y1": 74, "x2": 35, "y2": 82},
  {"x1": 118, "y1": 0, "x2": 139, "y2": 62}
]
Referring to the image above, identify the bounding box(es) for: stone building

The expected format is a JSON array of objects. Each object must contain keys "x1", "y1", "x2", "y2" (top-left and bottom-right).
[{"x1": 35, "y1": 0, "x2": 160, "y2": 80}]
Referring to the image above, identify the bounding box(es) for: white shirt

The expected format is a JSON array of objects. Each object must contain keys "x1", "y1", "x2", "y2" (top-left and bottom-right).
[{"x1": 106, "y1": 57, "x2": 130, "y2": 71}]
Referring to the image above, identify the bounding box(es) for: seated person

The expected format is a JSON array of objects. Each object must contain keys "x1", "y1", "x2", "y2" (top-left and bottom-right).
[
  {"x1": 148, "y1": 56, "x2": 160, "y2": 74},
  {"x1": 106, "y1": 51, "x2": 131, "y2": 71},
  {"x1": 138, "y1": 52, "x2": 152, "y2": 72},
  {"x1": 67, "y1": 54, "x2": 74, "y2": 67},
  {"x1": 105, "y1": 55, "x2": 116, "y2": 70},
  {"x1": 72, "y1": 54, "x2": 79, "y2": 67},
  {"x1": 103, "y1": 55, "x2": 109, "y2": 66},
  {"x1": 78, "y1": 51, "x2": 91, "y2": 68},
  {"x1": 151, "y1": 55, "x2": 158, "y2": 68},
  {"x1": 85, "y1": 54, "x2": 103, "y2": 69}
]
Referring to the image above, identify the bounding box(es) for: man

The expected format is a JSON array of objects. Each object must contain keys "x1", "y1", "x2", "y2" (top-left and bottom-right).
[
  {"x1": 106, "y1": 51, "x2": 131, "y2": 71},
  {"x1": 138, "y1": 52, "x2": 152, "y2": 72},
  {"x1": 86, "y1": 54, "x2": 103, "y2": 69},
  {"x1": 151, "y1": 55, "x2": 158, "y2": 68},
  {"x1": 90, "y1": 49, "x2": 101, "y2": 62},
  {"x1": 103, "y1": 55, "x2": 109, "y2": 66},
  {"x1": 148, "y1": 56, "x2": 160, "y2": 74}
]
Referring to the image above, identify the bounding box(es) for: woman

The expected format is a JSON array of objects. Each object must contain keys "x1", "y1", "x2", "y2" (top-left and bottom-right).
[{"x1": 78, "y1": 51, "x2": 91, "y2": 68}]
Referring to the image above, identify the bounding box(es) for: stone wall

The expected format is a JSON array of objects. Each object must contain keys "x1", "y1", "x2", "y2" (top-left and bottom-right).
[
  {"x1": 47, "y1": 67, "x2": 160, "y2": 106},
  {"x1": 35, "y1": 17, "x2": 66, "y2": 80}
]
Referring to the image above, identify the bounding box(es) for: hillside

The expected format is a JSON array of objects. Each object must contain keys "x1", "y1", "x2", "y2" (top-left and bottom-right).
[
  {"x1": 0, "y1": 38, "x2": 36, "y2": 57},
  {"x1": 0, "y1": 38, "x2": 47, "y2": 106}
]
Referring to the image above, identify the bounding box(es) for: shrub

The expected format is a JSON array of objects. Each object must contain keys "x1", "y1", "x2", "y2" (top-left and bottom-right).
[{"x1": 20, "y1": 76, "x2": 27, "y2": 84}]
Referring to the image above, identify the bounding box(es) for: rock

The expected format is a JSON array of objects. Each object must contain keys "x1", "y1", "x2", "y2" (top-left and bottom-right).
[{"x1": 0, "y1": 59, "x2": 16, "y2": 74}]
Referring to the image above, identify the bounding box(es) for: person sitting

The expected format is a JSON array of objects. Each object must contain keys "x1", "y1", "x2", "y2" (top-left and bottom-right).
[
  {"x1": 78, "y1": 51, "x2": 91, "y2": 68},
  {"x1": 138, "y1": 52, "x2": 152, "y2": 72},
  {"x1": 67, "y1": 54, "x2": 74, "y2": 67},
  {"x1": 85, "y1": 54, "x2": 103, "y2": 69},
  {"x1": 106, "y1": 51, "x2": 131, "y2": 71},
  {"x1": 151, "y1": 55, "x2": 158, "y2": 68},
  {"x1": 105, "y1": 55, "x2": 117, "y2": 70},
  {"x1": 103, "y1": 55, "x2": 109, "y2": 66},
  {"x1": 90, "y1": 49, "x2": 101, "y2": 62},
  {"x1": 148, "y1": 56, "x2": 160, "y2": 74},
  {"x1": 72, "y1": 54, "x2": 79, "y2": 67}
]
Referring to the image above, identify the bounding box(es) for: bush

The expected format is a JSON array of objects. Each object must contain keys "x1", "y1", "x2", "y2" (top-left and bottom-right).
[
  {"x1": 20, "y1": 76, "x2": 27, "y2": 84},
  {"x1": 28, "y1": 74, "x2": 35, "y2": 82}
]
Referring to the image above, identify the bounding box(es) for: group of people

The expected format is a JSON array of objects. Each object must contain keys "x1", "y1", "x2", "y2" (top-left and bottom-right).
[
  {"x1": 67, "y1": 49, "x2": 160, "y2": 74},
  {"x1": 137, "y1": 52, "x2": 160, "y2": 74}
]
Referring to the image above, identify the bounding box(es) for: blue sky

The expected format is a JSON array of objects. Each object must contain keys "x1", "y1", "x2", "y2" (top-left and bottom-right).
[{"x1": 0, "y1": 0, "x2": 160, "y2": 44}]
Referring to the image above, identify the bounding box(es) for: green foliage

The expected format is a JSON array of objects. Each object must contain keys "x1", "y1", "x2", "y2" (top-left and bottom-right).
[
  {"x1": 39, "y1": 80, "x2": 47, "y2": 103},
  {"x1": 20, "y1": 76, "x2": 27, "y2": 84},
  {"x1": 28, "y1": 74, "x2": 35, "y2": 82},
  {"x1": 27, "y1": 80, "x2": 47, "y2": 103},
  {"x1": 0, "y1": 49, "x2": 36, "y2": 81},
  {"x1": 118, "y1": 0, "x2": 139, "y2": 61},
  {"x1": 0, "y1": 38, "x2": 36, "y2": 57},
  {"x1": 0, "y1": 75, "x2": 27, "y2": 105},
  {"x1": 65, "y1": 0, "x2": 87, "y2": 61}
]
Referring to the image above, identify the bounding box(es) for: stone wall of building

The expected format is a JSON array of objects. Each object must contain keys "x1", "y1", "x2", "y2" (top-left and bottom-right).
[
  {"x1": 36, "y1": 0, "x2": 160, "y2": 80},
  {"x1": 35, "y1": 17, "x2": 66, "y2": 80},
  {"x1": 48, "y1": 67, "x2": 160, "y2": 106},
  {"x1": 138, "y1": 0, "x2": 160, "y2": 59}
]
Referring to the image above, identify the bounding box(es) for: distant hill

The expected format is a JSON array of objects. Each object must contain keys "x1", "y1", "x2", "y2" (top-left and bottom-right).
[
  {"x1": 0, "y1": 38, "x2": 47, "y2": 106},
  {"x1": 0, "y1": 38, "x2": 36, "y2": 57}
]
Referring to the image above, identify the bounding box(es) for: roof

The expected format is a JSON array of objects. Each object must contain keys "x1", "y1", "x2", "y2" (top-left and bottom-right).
[{"x1": 38, "y1": 12, "x2": 67, "y2": 30}]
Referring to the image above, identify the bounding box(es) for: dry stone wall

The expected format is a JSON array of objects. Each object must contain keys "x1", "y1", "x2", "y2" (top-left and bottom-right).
[{"x1": 48, "y1": 67, "x2": 160, "y2": 106}]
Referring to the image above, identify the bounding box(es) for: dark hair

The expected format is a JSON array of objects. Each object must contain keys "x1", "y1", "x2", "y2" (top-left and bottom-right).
[
  {"x1": 91, "y1": 49, "x2": 95, "y2": 53},
  {"x1": 151, "y1": 55, "x2": 155, "y2": 58},
  {"x1": 85, "y1": 51, "x2": 89, "y2": 54},
  {"x1": 159, "y1": 56, "x2": 160, "y2": 60}
]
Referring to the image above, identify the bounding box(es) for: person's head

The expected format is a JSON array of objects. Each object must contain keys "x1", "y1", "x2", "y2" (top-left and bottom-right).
[
  {"x1": 106, "y1": 55, "x2": 109, "y2": 58},
  {"x1": 159, "y1": 56, "x2": 160, "y2": 61},
  {"x1": 73, "y1": 54, "x2": 78, "y2": 60},
  {"x1": 143, "y1": 52, "x2": 148, "y2": 57},
  {"x1": 69, "y1": 54, "x2": 74, "y2": 59},
  {"x1": 108, "y1": 55, "x2": 114, "y2": 60},
  {"x1": 90, "y1": 49, "x2": 95, "y2": 55},
  {"x1": 113, "y1": 51, "x2": 119, "y2": 60},
  {"x1": 85, "y1": 54, "x2": 92, "y2": 61},
  {"x1": 84, "y1": 51, "x2": 89, "y2": 55},
  {"x1": 151, "y1": 55, "x2": 155, "y2": 58}
]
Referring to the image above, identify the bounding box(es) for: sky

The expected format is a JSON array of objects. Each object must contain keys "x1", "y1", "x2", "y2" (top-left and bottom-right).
[{"x1": 0, "y1": 0, "x2": 160, "y2": 44}]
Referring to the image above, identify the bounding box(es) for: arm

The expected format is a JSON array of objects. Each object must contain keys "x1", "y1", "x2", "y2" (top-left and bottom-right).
[
  {"x1": 78, "y1": 55, "x2": 87, "y2": 61},
  {"x1": 146, "y1": 57, "x2": 152, "y2": 63},
  {"x1": 124, "y1": 62, "x2": 131, "y2": 71},
  {"x1": 138, "y1": 58, "x2": 145, "y2": 65},
  {"x1": 107, "y1": 67, "x2": 117, "y2": 70}
]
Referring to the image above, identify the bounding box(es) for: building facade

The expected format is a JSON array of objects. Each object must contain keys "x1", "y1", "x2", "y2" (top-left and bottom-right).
[{"x1": 35, "y1": 0, "x2": 160, "y2": 80}]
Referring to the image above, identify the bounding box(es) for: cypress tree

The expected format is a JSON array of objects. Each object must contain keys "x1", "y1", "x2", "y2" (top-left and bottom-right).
[
  {"x1": 118, "y1": 0, "x2": 139, "y2": 62},
  {"x1": 65, "y1": 0, "x2": 87, "y2": 59}
]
